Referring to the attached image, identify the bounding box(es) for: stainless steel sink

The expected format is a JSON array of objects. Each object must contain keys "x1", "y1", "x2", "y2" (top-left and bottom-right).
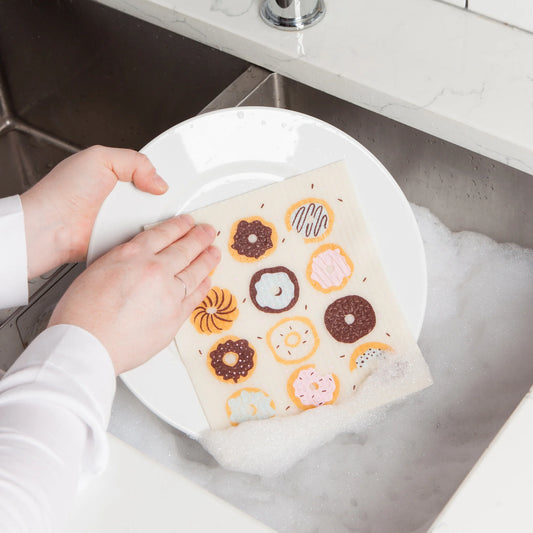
[
  {"x1": 1, "y1": 2, "x2": 533, "y2": 532},
  {"x1": 0, "y1": 0, "x2": 247, "y2": 361}
]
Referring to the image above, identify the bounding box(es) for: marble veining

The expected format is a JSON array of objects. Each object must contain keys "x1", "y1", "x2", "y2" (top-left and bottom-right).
[{"x1": 211, "y1": 0, "x2": 255, "y2": 18}]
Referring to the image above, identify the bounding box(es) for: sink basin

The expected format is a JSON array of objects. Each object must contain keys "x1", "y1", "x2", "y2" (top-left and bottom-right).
[{"x1": 1, "y1": 2, "x2": 533, "y2": 532}]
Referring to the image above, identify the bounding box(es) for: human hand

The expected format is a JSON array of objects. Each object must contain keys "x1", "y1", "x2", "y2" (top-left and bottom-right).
[
  {"x1": 20, "y1": 145, "x2": 168, "y2": 279},
  {"x1": 49, "y1": 215, "x2": 220, "y2": 375}
]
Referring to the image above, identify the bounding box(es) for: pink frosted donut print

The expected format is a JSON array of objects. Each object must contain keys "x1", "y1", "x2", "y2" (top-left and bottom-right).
[
  {"x1": 306, "y1": 244, "x2": 354, "y2": 293},
  {"x1": 287, "y1": 364, "x2": 340, "y2": 410}
]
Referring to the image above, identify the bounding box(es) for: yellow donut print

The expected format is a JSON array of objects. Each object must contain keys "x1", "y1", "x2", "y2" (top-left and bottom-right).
[
  {"x1": 266, "y1": 316, "x2": 320, "y2": 365},
  {"x1": 191, "y1": 287, "x2": 239, "y2": 334}
]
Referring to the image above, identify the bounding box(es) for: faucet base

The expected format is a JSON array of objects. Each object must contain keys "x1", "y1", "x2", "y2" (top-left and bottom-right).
[{"x1": 260, "y1": 0, "x2": 325, "y2": 31}]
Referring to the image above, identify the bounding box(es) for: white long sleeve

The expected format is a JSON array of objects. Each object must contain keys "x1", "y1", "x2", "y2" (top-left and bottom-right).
[
  {"x1": 0, "y1": 196, "x2": 116, "y2": 533},
  {"x1": 0, "y1": 195, "x2": 28, "y2": 308}
]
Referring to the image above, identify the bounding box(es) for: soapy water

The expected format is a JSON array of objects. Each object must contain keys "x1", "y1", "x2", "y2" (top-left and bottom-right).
[
  {"x1": 109, "y1": 205, "x2": 533, "y2": 533},
  {"x1": 200, "y1": 352, "x2": 430, "y2": 477}
]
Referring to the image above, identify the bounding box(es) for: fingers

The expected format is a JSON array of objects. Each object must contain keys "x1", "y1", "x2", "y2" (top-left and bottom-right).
[
  {"x1": 129, "y1": 217, "x2": 220, "y2": 302},
  {"x1": 175, "y1": 245, "x2": 221, "y2": 300},
  {"x1": 97, "y1": 146, "x2": 169, "y2": 195},
  {"x1": 158, "y1": 223, "x2": 217, "y2": 272},
  {"x1": 180, "y1": 277, "x2": 213, "y2": 318},
  {"x1": 133, "y1": 215, "x2": 196, "y2": 253}
]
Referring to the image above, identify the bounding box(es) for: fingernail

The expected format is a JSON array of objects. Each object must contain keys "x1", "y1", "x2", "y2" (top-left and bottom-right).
[{"x1": 154, "y1": 174, "x2": 169, "y2": 192}]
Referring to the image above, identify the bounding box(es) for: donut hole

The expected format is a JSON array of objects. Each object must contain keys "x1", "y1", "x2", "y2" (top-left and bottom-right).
[
  {"x1": 310, "y1": 382, "x2": 319, "y2": 391},
  {"x1": 247, "y1": 233, "x2": 258, "y2": 244},
  {"x1": 285, "y1": 331, "x2": 301, "y2": 348},
  {"x1": 344, "y1": 313, "x2": 355, "y2": 325},
  {"x1": 271, "y1": 286, "x2": 283, "y2": 297},
  {"x1": 206, "y1": 306, "x2": 218, "y2": 315},
  {"x1": 248, "y1": 404, "x2": 258, "y2": 417},
  {"x1": 222, "y1": 352, "x2": 239, "y2": 367}
]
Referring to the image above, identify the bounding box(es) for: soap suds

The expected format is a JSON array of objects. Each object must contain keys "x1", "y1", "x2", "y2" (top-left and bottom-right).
[
  {"x1": 110, "y1": 205, "x2": 533, "y2": 533},
  {"x1": 200, "y1": 352, "x2": 428, "y2": 477}
]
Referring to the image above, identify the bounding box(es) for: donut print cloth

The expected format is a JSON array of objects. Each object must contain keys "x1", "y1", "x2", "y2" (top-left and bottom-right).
[{"x1": 175, "y1": 161, "x2": 432, "y2": 430}]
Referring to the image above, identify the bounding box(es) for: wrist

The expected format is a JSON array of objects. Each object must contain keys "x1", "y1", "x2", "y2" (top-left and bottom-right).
[{"x1": 20, "y1": 189, "x2": 72, "y2": 278}]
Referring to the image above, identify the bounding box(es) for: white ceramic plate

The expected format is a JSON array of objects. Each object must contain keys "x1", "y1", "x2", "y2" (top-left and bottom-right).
[{"x1": 88, "y1": 107, "x2": 427, "y2": 437}]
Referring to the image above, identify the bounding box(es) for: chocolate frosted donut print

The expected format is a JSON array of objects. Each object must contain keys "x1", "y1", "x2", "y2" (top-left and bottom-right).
[
  {"x1": 208, "y1": 336, "x2": 256, "y2": 383},
  {"x1": 249, "y1": 266, "x2": 299, "y2": 313},
  {"x1": 324, "y1": 295, "x2": 376, "y2": 343},
  {"x1": 229, "y1": 217, "x2": 277, "y2": 262}
]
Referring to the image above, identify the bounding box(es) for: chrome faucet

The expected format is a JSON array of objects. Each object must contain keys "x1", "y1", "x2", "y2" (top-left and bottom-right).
[{"x1": 260, "y1": 0, "x2": 325, "y2": 30}]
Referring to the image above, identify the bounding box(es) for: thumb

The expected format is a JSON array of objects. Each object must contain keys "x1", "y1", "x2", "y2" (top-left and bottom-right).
[{"x1": 105, "y1": 147, "x2": 168, "y2": 194}]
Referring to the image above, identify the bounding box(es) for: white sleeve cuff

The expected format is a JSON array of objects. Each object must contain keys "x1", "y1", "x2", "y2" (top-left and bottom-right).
[{"x1": 0, "y1": 195, "x2": 28, "y2": 308}]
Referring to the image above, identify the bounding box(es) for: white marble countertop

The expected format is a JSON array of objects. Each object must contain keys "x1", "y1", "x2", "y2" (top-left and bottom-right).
[{"x1": 96, "y1": 0, "x2": 533, "y2": 175}]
